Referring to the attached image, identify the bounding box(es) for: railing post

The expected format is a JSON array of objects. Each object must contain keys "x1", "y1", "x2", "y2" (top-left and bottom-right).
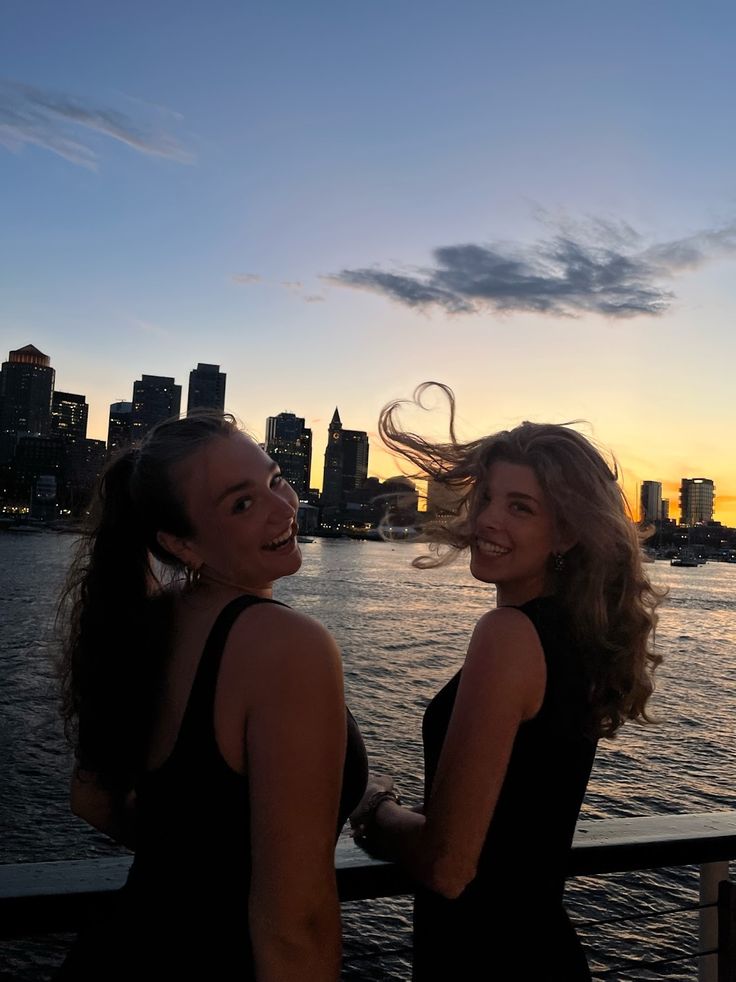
[
  {"x1": 701, "y1": 861, "x2": 729, "y2": 982},
  {"x1": 718, "y1": 879, "x2": 736, "y2": 982}
]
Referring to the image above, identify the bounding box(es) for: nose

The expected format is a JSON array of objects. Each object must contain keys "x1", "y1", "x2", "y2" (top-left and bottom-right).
[
  {"x1": 270, "y1": 481, "x2": 297, "y2": 519},
  {"x1": 476, "y1": 498, "x2": 502, "y2": 530}
]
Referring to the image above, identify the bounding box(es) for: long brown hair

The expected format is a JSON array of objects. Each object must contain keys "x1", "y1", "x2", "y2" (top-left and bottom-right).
[
  {"x1": 379, "y1": 383, "x2": 663, "y2": 738},
  {"x1": 58, "y1": 412, "x2": 239, "y2": 792}
]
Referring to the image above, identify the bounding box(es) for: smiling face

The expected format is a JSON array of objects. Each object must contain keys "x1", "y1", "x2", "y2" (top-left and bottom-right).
[
  {"x1": 173, "y1": 432, "x2": 301, "y2": 596},
  {"x1": 469, "y1": 459, "x2": 560, "y2": 606}
]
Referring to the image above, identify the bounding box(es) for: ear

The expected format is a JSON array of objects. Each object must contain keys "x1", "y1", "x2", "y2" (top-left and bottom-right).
[
  {"x1": 555, "y1": 530, "x2": 578, "y2": 556},
  {"x1": 156, "y1": 530, "x2": 201, "y2": 569}
]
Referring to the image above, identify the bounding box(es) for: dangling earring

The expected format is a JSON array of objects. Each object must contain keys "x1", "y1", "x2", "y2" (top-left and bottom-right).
[
  {"x1": 553, "y1": 552, "x2": 566, "y2": 573},
  {"x1": 186, "y1": 564, "x2": 202, "y2": 589}
]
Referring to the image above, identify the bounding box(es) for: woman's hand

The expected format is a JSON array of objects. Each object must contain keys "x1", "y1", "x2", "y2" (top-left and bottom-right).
[{"x1": 349, "y1": 772, "x2": 400, "y2": 849}]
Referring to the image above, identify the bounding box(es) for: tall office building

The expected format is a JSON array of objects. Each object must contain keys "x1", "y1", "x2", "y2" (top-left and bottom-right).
[
  {"x1": 107, "y1": 402, "x2": 133, "y2": 453},
  {"x1": 51, "y1": 392, "x2": 88, "y2": 445},
  {"x1": 265, "y1": 412, "x2": 312, "y2": 498},
  {"x1": 131, "y1": 375, "x2": 181, "y2": 442},
  {"x1": 639, "y1": 481, "x2": 662, "y2": 524},
  {"x1": 0, "y1": 344, "x2": 55, "y2": 462},
  {"x1": 321, "y1": 408, "x2": 368, "y2": 508},
  {"x1": 679, "y1": 478, "x2": 715, "y2": 525},
  {"x1": 187, "y1": 363, "x2": 226, "y2": 413}
]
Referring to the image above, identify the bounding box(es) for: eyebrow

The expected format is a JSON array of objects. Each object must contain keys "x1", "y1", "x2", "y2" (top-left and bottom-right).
[{"x1": 215, "y1": 462, "x2": 279, "y2": 504}]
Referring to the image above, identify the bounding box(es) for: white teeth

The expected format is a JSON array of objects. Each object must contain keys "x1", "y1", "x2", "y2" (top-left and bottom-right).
[
  {"x1": 476, "y1": 539, "x2": 510, "y2": 556},
  {"x1": 265, "y1": 528, "x2": 293, "y2": 550}
]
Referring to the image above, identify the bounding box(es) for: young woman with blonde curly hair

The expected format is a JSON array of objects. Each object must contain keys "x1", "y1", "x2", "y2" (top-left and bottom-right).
[{"x1": 351, "y1": 383, "x2": 662, "y2": 981}]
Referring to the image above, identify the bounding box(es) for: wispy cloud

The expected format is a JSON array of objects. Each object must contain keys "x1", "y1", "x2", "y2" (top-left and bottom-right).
[
  {"x1": 303, "y1": 294, "x2": 325, "y2": 303},
  {"x1": 330, "y1": 218, "x2": 736, "y2": 319},
  {"x1": 232, "y1": 273, "x2": 262, "y2": 284},
  {"x1": 0, "y1": 79, "x2": 193, "y2": 169},
  {"x1": 130, "y1": 317, "x2": 174, "y2": 340}
]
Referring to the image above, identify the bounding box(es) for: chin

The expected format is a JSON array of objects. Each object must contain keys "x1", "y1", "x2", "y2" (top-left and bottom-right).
[{"x1": 469, "y1": 558, "x2": 495, "y2": 585}]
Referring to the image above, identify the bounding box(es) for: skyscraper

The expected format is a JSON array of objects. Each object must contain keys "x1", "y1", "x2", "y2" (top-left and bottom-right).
[
  {"x1": 51, "y1": 392, "x2": 88, "y2": 445},
  {"x1": 187, "y1": 363, "x2": 226, "y2": 413},
  {"x1": 265, "y1": 412, "x2": 312, "y2": 498},
  {"x1": 131, "y1": 375, "x2": 181, "y2": 442},
  {"x1": 679, "y1": 478, "x2": 715, "y2": 525},
  {"x1": 639, "y1": 481, "x2": 662, "y2": 525},
  {"x1": 321, "y1": 408, "x2": 368, "y2": 509},
  {"x1": 0, "y1": 344, "x2": 55, "y2": 462},
  {"x1": 108, "y1": 401, "x2": 133, "y2": 453}
]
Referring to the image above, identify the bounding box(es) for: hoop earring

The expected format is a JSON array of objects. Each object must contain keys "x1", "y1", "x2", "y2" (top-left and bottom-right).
[{"x1": 553, "y1": 552, "x2": 566, "y2": 573}]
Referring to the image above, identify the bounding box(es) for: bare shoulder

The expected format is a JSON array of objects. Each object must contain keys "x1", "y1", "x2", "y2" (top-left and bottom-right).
[
  {"x1": 464, "y1": 606, "x2": 546, "y2": 716},
  {"x1": 226, "y1": 601, "x2": 342, "y2": 681},
  {"x1": 472, "y1": 605, "x2": 544, "y2": 652}
]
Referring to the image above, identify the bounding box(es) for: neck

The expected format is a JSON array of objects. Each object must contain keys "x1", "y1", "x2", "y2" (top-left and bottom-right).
[{"x1": 198, "y1": 565, "x2": 273, "y2": 600}]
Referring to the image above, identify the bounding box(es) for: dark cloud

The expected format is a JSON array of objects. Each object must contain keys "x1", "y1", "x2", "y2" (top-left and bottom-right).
[
  {"x1": 0, "y1": 79, "x2": 193, "y2": 169},
  {"x1": 330, "y1": 220, "x2": 736, "y2": 319}
]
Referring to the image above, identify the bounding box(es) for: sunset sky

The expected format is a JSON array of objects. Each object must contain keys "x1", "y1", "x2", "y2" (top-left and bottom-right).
[{"x1": 2, "y1": 1, "x2": 735, "y2": 524}]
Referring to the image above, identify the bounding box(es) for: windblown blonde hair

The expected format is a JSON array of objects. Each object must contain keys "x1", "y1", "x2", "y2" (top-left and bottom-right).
[{"x1": 379, "y1": 383, "x2": 664, "y2": 739}]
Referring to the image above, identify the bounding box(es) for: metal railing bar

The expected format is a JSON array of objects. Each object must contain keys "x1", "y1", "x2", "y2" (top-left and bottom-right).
[
  {"x1": 575, "y1": 899, "x2": 713, "y2": 928},
  {"x1": 591, "y1": 945, "x2": 718, "y2": 974}
]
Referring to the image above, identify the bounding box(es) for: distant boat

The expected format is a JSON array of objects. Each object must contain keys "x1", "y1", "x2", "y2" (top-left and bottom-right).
[
  {"x1": 671, "y1": 551, "x2": 699, "y2": 568},
  {"x1": 296, "y1": 535, "x2": 314, "y2": 543}
]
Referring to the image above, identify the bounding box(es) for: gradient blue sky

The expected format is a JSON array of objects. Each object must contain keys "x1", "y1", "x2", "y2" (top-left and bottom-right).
[{"x1": 2, "y1": 1, "x2": 735, "y2": 520}]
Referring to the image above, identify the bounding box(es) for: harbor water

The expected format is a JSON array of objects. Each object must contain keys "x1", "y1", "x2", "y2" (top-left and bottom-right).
[{"x1": 1, "y1": 533, "x2": 735, "y2": 979}]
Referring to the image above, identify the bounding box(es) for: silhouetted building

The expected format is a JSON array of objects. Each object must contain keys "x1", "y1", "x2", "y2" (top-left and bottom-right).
[
  {"x1": 131, "y1": 375, "x2": 181, "y2": 442},
  {"x1": 679, "y1": 478, "x2": 715, "y2": 525},
  {"x1": 51, "y1": 391, "x2": 88, "y2": 445},
  {"x1": 661, "y1": 499, "x2": 670, "y2": 521},
  {"x1": 265, "y1": 412, "x2": 312, "y2": 498},
  {"x1": 0, "y1": 344, "x2": 55, "y2": 462},
  {"x1": 9, "y1": 434, "x2": 65, "y2": 510},
  {"x1": 108, "y1": 401, "x2": 133, "y2": 454},
  {"x1": 640, "y1": 481, "x2": 662, "y2": 525},
  {"x1": 68, "y1": 438, "x2": 107, "y2": 512},
  {"x1": 187, "y1": 363, "x2": 226, "y2": 413},
  {"x1": 427, "y1": 477, "x2": 465, "y2": 518},
  {"x1": 31, "y1": 474, "x2": 58, "y2": 521},
  {"x1": 321, "y1": 408, "x2": 368, "y2": 510}
]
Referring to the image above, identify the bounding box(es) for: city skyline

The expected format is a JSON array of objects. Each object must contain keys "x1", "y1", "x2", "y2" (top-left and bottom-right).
[
  {"x1": 2, "y1": 3, "x2": 735, "y2": 524},
  {"x1": 2, "y1": 340, "x2": 729, "y2": 526}
]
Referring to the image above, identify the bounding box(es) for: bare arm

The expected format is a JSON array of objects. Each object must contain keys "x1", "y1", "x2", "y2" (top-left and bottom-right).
[
  {"x1": 238, "y1": 608, "x2": 346, "y2": 982},
  {"x1": 70, "y1": 769, "x2": 136, "y2": 850},
  {"x1": 363, "y1": 607, "x2": 546, "y2": 899}
]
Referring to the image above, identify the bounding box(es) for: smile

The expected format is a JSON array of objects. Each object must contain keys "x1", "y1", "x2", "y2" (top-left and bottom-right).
[
  {"x1": 475, "y1": 539, "x2": 511, "y2": 557},
  {"x1": 263, "y1": 525, "x2": 295, "y2": 551}
]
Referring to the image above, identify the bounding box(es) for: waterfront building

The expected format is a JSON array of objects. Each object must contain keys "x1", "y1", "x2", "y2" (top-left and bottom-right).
[
  {"x1": 0, "y1": 344, "x2": 55, "y2": 463},
  {"x1": 661, "y1": 499, "x2": 670, "y2": 521},
  {"x1": 679, "y1": 478, "x2": 715, "y2": 525},
  {"x1": 265, "y1": 412, "x2": 312, "y2": 498},
  {"x1": 8, "y1": 434, "x2": 65, "y2": 511},
  {"x1": 187, "y1": 363, "x2": 226, "y2": 413},
  {"x1": 107, "y1": 401, "x2": 133, "y2": 454},
  {"x1": 427, "y1": 477, "x2": 464, "y2": 517},
  {"x1": 131, "y1": 375, "x2": 181, "y2": 442},
  {"x1": 51, "y1": 392, "x2": 88, "y2": 445},
  {"x1": 640, "y1": 481, "x2": 662, "y2": 525},
  {"x1": 321, "y1": 408, "x2": 368, "y2": 511}
]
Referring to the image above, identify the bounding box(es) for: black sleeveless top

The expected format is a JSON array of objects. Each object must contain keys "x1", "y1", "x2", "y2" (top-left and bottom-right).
[
  {"x1": 56, "y1": 595, "x2": 368, "y2": 980},
  {"x1": 413, "y1": 596, "x2": 597, "y2": 981}
]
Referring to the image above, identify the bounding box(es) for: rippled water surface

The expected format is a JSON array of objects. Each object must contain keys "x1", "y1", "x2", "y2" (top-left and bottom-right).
[{"x1": 1, "y1": 534, "x2": 735, "y2": 979}]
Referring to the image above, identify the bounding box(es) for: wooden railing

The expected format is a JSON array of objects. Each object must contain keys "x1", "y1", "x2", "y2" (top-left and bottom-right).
[{"x1": 2, "y1": 812, "x2": 736, "y2": 980}]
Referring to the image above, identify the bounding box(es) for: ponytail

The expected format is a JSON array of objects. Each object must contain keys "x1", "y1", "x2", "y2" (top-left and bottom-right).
[
  {"x1": 59, "y1": 448, "x2": 169, "y2": 792},
  {"x1": 59, "y1": 412, "x2": 238, "y2": 792}
]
